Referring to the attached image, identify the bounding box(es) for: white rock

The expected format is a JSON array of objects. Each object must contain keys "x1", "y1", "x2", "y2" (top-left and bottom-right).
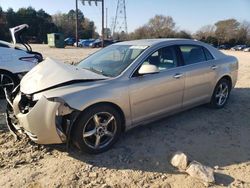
[
  {"x1": 186, "y1": 161, "x2": 215, "y2": 184},
  {"x1": 214, "y1": 165, "x2": 220, "y2": 170},
  {"x1": 88, "y1": 172, "x2": 98, "y2": 178},
  {"x1": 170, "y1": 151, "x2": 188, "y2": 171}
]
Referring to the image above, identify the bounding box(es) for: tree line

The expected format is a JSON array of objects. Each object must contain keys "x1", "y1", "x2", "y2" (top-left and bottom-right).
[
  {"x1": 125, "y1": 15, "x2": 191, "y2": 40},
  {"x1": 195, "y1": 19, "x2": 250, "y2": 46},
  {"x1": 0, "y1": 7, "x2": 249, "y2": 46},
  {"x1": 0, "y1": 6, "x2": 97, "y2": 43},
  {"x1": 127, "y1": 15, "x2": 250, "y2": 46}
]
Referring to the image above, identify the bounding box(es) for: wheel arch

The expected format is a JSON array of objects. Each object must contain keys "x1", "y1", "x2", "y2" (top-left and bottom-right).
[
  {"x1": 218, "y1": 75, "x2": 232, "y2": 90},
  {"x1": 73, "y1": 101, "x2": 126, "y2": 132},
  {"x1": 0, "y1": 68, "x2": 14, "y2": 75},
  {"x1": 0, "y1": 69, "x2": 19, "y2": 82}
]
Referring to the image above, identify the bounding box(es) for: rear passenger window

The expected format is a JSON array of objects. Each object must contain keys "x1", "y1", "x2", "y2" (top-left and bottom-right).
[
  {"x1": 203, "y1": 47, "x2": 214, "y2": 60},
  {"x1": 179, "y1": 45, "x2": 206, "y2": 65}
]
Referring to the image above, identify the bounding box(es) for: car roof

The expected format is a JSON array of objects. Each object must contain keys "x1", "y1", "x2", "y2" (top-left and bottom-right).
[
  {"x1": 114, "y1": 38, "x2": 193, "y2": 46},
  {"x1": 114, "y1": 38, "x2": 227, "y2": 59}
]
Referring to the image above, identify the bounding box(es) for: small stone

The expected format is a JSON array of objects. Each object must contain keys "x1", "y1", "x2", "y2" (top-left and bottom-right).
[
  {"x1": 85, "y1": 164, "x2": 93, "y2": 171},
  {"x1": 71, "y1": 174, "x2": 79, "y2": 181},
  {"x1": 170, "y1": 151, "x2": 189, "y2": 171},
  {"x1": 101, "y1": 184, "x2": 111, "y2": 188},
  {"x1": 161, "y1": 175, "x2": 168, "y2": 180},
  {"x1": 102, "y1": 167, "x2": 107, "y2": 171},
  {"x1": 18, "y1": 159, "x2": 26, "y2": 164},
  {"x1": 214, "y1": 165, "x2": 219, "y2": 170},
  {"x1": 89, "y1": 172, "x2": 98, "y2": 178},
  {"x1": 186, "y1": 161, "x2": 215, "y2": 184},
  {"x1": 204, "y1": 182, "x2": 210, "y2": 187},
  {"x1": 163, "y1": 183, "x2": 171, "y2": 188},
  {"x1": 46, "y1": 152, "x2": 52, "y2": 155}
]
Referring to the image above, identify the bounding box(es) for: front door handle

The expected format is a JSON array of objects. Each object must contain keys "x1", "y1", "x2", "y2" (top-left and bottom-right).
[
  {"x1": 211, "y1": 65, "x2": 218, "y2": 70},
  {"x1": 173, "y1": 73, "x2": 183, "y2": 79}
]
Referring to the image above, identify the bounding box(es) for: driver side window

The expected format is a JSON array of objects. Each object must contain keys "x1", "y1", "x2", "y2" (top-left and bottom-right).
[{"x1": 142, "y1": 46, "x2": 178, "y2": 72}]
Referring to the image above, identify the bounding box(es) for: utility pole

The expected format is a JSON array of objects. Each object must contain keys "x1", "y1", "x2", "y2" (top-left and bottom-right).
[
  {"x1": 81, "y1": 0, "x2": 105, "y2": 48},
  {"x1": 101, "y1": 0, "x2": 104, "y2": 47},
  {"x1": 75, "y1": 0, "x2": 79, "y2": 47},
  {"x1": 106, "y1": 7, "x2": 108, "y2": 39}
]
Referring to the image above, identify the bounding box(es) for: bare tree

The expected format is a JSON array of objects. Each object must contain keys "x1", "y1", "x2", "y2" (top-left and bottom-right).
[
  {"x1": 175, "y1": 30, "x2": 192, "y2": 39},
  {"x1": 215, "y1": 19, "x2": 240, "y2": 45},
  {"x1": 129, "y1": 26, "x2": 151, "y2": 40},
  {"x1": 129, "y1": 15, "x2": 176, "y2": 39},
  {"x1": 52, "y1": 10, "x2": 97, "y2": 39},
  {"x1": 147, "y1": 15, "x2": 175, "y2": 38},
  {"x1": 195, "y1": 25, "x2": 215, "y2": 40},
  {"x1": 237, "y1": 21, "x2": 250, "y2": 44}
]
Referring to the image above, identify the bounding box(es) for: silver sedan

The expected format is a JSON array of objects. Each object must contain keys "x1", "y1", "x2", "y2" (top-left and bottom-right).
[{"x1": 6, "y1": 39, "x2": 238, "y2": 154}]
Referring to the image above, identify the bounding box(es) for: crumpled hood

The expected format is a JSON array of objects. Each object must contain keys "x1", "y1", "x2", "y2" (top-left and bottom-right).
[{"x1": 20, "y1": 58, "x2": 107, "y2": 95}]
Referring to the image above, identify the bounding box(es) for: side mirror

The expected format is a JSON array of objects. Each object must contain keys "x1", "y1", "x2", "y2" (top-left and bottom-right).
[{"x1": 138, "y1": 64, "x2": 159, "y2": 75}]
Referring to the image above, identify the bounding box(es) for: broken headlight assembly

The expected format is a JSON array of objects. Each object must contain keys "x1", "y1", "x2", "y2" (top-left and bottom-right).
[{"x1": 18, "y1": 93, "x2": 37, "y2": 114}]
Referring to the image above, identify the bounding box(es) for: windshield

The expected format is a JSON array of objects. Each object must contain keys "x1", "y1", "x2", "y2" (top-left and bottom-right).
[{"x1": 77, "y1": 44, "x2": 148, "y2": 77}]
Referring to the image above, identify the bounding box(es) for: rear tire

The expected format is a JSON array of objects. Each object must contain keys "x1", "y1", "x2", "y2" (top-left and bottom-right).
[
  {"x1": 72, "y1": 105, "x2": 122, "y2": 154},
  {"x1": 209, "y1": 78, "x2": 231, "y2": 109},
  {"x1": 0, "y1": 70, "x2": 19, "y2": 98}
]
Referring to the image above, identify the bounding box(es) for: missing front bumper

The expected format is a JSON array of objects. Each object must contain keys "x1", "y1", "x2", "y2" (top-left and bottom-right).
[
  {"x1": 5, "y1": 88, "x2": 80, "y2": 147},
  {"x1": 5, "y1": 91, "x2": 64, "y2": 144}
]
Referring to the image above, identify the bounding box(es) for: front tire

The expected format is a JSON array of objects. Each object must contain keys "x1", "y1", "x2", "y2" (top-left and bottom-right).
[
  {"x1": 72, "y1": 105, "x2": 122, "y2": 154},
  {"x1": 209, "y1": 78, "x2": 231, "y2": 109},
  {"x1": 0, "y1": 70, "x2": 19, "y2": 98}
]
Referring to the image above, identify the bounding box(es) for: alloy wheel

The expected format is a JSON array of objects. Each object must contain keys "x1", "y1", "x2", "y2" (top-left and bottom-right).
[
  {"x1": 215, "y1": 82, "x2": 229, "y2": 106},
  {"x1": 82, "y1": 112, "x2": 117, "y2": 149}
]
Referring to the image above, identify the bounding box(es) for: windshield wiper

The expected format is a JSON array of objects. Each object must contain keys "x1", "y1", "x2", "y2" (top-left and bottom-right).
[{"x1": 83, "y1": 67, "x2": 111, "y2": 77}]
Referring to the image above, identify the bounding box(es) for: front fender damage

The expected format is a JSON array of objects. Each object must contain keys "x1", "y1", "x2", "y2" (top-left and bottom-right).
[
  {"x1": 5, "y1": 89, "x2": 80, "y2": 149},
  {"x1": 49, "y1": 98, "x2": 80, "y2": 149}
]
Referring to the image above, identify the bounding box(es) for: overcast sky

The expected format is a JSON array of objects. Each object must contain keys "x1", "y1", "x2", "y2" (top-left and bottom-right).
[{"x1": 0, "y1": 0, "x2": 250, "y2": 34}]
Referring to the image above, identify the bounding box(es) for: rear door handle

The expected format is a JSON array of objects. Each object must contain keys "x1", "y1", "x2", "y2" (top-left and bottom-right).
[
  {"x1": 173, "y1": 73, "x2": 183, "y2": 79},
  {"x1": 211, "y1": 65, "x2": 218, "y2": 70}
]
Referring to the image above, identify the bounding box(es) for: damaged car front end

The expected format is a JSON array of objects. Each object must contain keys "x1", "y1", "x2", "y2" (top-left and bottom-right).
[
  {"x1": 4, "y1": 57, "x2": 110, "y2": 146},
  {"x1": 5, "y1": 88, "x2": 80, "y2": 145}
]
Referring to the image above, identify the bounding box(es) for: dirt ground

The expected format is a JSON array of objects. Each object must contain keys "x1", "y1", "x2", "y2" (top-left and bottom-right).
[{"x1": 0, "y1": 45, "x2": 250, "y2": 188}]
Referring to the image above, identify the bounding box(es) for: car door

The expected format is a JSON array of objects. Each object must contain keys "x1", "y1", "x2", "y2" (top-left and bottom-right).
[
  {"x1": 178, "y1": 45, "x2": 217, "y2": 107},
  {"x1": 129, "y1": 46, "x2": 185, "y2": 124}
]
